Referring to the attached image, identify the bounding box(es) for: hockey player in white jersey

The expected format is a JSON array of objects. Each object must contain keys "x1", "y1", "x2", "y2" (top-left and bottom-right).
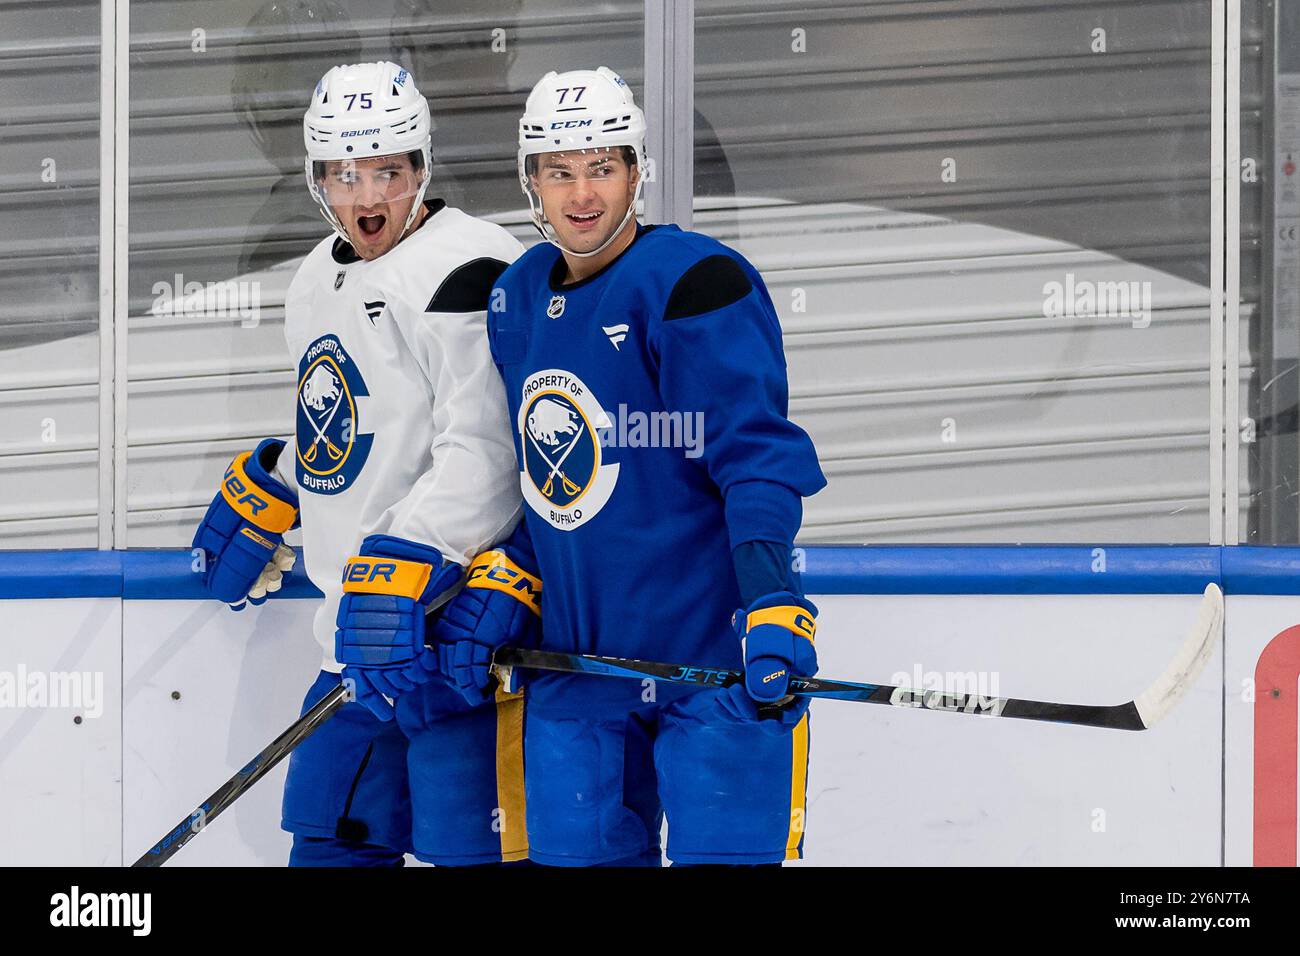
[{"x1": 190, "y1": 61, "x2": 531, "y2": 866}]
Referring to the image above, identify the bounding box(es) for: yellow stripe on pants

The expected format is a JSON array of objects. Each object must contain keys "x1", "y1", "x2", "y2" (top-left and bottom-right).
[
  {"x1": 494, "y1": 686, "x2": 529, "y2": 862},
  {"x1": 785, "y1": 711, "x2": 810, "y2": 861}
]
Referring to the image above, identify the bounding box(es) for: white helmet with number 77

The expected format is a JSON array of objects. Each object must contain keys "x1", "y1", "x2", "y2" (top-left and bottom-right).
[
  {"x1": 517, "y1": 67, "x2": 648, "y2": 257},
  {"x1": 303, "y1": 61, "x2": 433, "y2": 245}
]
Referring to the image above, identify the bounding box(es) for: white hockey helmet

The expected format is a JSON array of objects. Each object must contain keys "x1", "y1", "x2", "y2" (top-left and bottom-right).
[
  {"x1": 303, "y1": 61, "x2": 433, "y2": 243},
  {"x1": 517, "y1": 67, "x2": 648, "y2": 257}
]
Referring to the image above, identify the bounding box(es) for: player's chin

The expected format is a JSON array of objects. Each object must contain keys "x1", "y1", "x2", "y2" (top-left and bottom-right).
[{"x1": 558, "y1": 223, "x2": 616, "y2": 254}]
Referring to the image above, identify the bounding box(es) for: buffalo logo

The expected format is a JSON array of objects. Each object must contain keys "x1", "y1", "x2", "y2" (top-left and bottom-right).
[
  {"x1": 295, "y1": 334, "x2": 373, "y2": 495},
  {"x1": 547, "y1": 295, "x2": 565, "y2": 319},
  {"x1": 518, "y1": 370, "x2": 619, "y2": 530},
  {"x1": 524, "y1": 395, "x2": 592, "y2": 506}
]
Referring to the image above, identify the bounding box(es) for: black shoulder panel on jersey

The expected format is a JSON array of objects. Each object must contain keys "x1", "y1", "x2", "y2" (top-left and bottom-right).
[
  {"x1": 425, "y1": 257, "x2": 511, "y2": 313},
  {"x1": 331, "y1": 237, "x2": 362, "y2": 265},
  {"x1": 662, "y1": 254, "x2": 753, "y2": 322}
]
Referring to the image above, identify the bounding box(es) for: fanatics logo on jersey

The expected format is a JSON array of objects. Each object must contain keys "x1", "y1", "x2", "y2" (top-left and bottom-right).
[
  {"x1": 295, "y1": 334, "x2": 373, "y2": 495},
  {"x1": 518, "y1": 369, "x2": 619, "y2": 531},
  {"x1": 602, "y1": 323, "x2": 629, "y2": 350},
  {"x1": 547, "y1": 295, "x2": 565, "y2": 319},
  {"x1": 363, "y1": 299, "x2": 386, "y2": 326},
  {"x1": 334, "y1": 270, "x2": 346, "y2": 291}
]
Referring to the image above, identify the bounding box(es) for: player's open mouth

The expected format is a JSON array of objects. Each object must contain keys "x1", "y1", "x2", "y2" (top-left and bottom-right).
[
  {"x1": 566, "y1": 210, "x2": 603, "y2": 230},
  {"x1": 357, "y1": 214, "x2": 386, "y2": 237}
]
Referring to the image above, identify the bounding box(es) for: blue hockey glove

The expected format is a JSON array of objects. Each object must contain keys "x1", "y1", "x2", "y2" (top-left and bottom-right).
[
  {"x1": 716, "y1": 591, "x2": 819, "y2": 728},
  {"x1": 192, "y1": 439, "x2": 299, "y2": 610},
  {"x1": 336, "y1": 534, "x2": 463, "y2": 721},
  {"x1": 434, "y1": 547, "x2": 542, "y2": 706}
]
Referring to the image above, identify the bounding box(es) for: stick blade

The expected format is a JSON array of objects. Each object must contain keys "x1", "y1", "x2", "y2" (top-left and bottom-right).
[{"x1": 1132, "y1": 582, "x2": 1224, "y2": 729}]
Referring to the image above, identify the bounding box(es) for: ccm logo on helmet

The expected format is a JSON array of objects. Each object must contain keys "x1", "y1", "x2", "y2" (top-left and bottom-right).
[{"x1": 550, "y1": 119, "x2": 592, "y2": 130}]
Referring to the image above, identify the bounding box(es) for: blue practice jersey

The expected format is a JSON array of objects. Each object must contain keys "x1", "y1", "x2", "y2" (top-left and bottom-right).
[{"x1": 488, "y1": 224, "x2": 826, "y2": 713}]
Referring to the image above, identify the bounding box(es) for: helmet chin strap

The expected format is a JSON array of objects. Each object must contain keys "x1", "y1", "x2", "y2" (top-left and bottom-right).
[
  {"x1": 546, "y1": 201, "x2": 638, "y2": 259},
  {"x1": 400, "y1": 164, "x2": 432, "y2": 235},
  {"x1": 316, "y1": 192, "x2": 429, "y2": 252}
]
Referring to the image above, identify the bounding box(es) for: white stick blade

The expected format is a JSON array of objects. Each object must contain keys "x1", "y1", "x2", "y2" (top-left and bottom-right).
[{"x1": 1133, "y1": 582, "x2": 1224, "y2": 729}]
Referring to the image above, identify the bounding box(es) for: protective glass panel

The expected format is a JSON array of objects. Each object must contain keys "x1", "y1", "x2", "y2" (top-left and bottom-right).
[
  {"x1": 696, "y1": 0, "x2": 1217, "y2": 543},
  {"x1": 1239, "y1": 0, "x2": 1300, "y2": 543},
  {"x1": 0, "y1": 1, "x2": 102, "y2": 548}
]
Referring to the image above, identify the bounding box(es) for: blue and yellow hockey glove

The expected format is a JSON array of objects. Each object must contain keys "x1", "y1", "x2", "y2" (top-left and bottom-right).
[
  {"x1": 718, "y1": 591, "x2": 819, "y2": 727},
  {"x1": 192, "y1": 439, "x2": 299, "y2": 610},
  {"x1": 336, "y1": 534, "x2": 463, "y2": 721},
  {"x1": 433, "y1": 547, "x2": 542, "y2": 706}
]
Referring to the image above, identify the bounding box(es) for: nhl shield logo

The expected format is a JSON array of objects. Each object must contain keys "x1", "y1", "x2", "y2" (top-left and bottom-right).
[
  {"x1": 295, "y1": 334, "x2": 373, "y2": 495},
  {"x1": 334, "y1": 270, "x2": 346, "y2": 291},
  {"x1": 546, "y1": 295, "x2": 565, "y2": 319}
]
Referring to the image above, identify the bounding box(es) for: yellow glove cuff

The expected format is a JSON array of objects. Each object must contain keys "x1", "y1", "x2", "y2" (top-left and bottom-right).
[
  {"x1": 466, "y1": 550, "x2": 542, "y2": 617},
  {"x1": 220, "y1": 451, "x2": 298, "y2": 533},
  {"x1": 746, "y1": 605, "x2": 816, "y2": 644},
  {"x1": 341, "y1": 556, "x2": 432, "y2": 599}
]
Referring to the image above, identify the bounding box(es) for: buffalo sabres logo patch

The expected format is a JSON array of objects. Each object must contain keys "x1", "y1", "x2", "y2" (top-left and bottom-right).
[
  {"x1": 519, "y1": 369, "x2": 618, "y2": 530},
  {"x1": 546, "y1": 295, "x2": 565, "y2": 319},
  {"x1": 295, "y1": 334, "x2": 373, "y2": 495}
]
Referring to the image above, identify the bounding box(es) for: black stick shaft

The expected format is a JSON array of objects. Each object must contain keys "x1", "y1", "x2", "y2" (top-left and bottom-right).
[
  {"x1": 131, "y1": 682, "x2": 350, "y2": 867},
  {"x1": 494, "y1": 648, "x2": 1145, "y2": 731}
]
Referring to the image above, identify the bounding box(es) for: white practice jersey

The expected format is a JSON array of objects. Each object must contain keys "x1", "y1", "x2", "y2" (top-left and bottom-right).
[{"x1": 274, "y1": 199, "x2": 525, "y2": 669}]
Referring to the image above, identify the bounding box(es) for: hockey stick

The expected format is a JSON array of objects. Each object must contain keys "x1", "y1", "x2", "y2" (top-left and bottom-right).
[
  {"x1": 131, "y1": 681, "x2": 349, "y2": 867},
  {"x1": 131, "y1": 584, "x2": 467, "y2": 867},
  {"x1": 494, "y1": 583, "x2": 1223, "y2": 731}
]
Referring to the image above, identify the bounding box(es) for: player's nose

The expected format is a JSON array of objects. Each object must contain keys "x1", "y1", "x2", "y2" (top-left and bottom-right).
[
  {"x1": 355, "y1": 176, "x2": 385, "y2": 208},
  {"x1": 569, "y1": 174, "x2": 596, "y2": 204}
]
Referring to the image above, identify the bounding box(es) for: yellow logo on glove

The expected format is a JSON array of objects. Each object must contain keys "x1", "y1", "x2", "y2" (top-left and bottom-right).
[
  {"x1": 466, "y1": 550, "x2": 542, "y2": 616},
  {"x1": 220, "y1": 452, "x2": 298, "y2": 533},
  {"x1": 746, "y1": 605, "x2": 816, "y2": 643},
  {"x1": 341, "y1": 557, "x2": 433, "y2": 599},
  {"x1": 239, "y1": 527, "x2": 274, "y2": 550}
]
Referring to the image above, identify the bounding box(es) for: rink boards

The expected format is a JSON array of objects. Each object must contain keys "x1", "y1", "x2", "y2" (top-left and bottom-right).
[{"x1": 0, "y1": 545, "x2": 1295, "y2": 867}]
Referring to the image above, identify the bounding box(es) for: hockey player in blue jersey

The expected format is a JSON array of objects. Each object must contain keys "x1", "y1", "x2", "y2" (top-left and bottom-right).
[{"x1": 433, "y1": 67, "x2": 827, "y2": 865}]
